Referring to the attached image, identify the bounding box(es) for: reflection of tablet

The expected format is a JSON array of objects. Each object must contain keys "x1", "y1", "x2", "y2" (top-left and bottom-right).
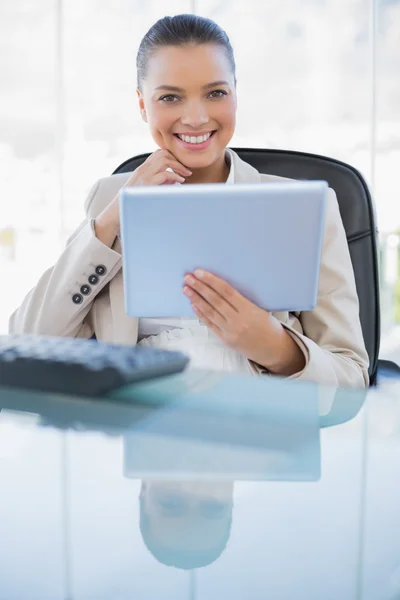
[
  {"x1": 122, "y1": 372, "x2": 322, "y2": 482},
  {"x1": 119, "y1": 180, "x2": 328, "y2": 317}
]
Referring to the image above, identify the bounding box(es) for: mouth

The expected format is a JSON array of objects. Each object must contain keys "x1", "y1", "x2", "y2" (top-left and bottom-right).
[{"x1": 173, "y1": 130, "x2": 217, "y2": 150}]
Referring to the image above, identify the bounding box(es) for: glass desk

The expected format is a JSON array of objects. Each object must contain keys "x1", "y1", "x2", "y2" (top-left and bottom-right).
[{"x1": 0, "y1": 371, "x2": 399, "y2": 600}]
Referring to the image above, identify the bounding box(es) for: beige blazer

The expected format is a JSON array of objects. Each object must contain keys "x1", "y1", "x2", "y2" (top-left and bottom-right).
[{"x1": 9, "y1": 150, "x2": 369, "y2": 388}]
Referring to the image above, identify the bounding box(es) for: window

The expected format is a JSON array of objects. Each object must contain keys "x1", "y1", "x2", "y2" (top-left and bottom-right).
[{"x1": 1, "y1": 0, "x2": 399, "y2": 334}]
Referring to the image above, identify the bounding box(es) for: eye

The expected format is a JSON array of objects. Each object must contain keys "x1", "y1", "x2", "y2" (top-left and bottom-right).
[
  {"x1": 208, "y1": 89, "x2": 228, "y2": 99},
  {"x1": 156, "y1": 494, "x2": 186, "y2": 516},
  {"x1": 159, "y1": 94, "x2": 179, "y2": 103},
  {"x1": 201, "y1": 500, "x2": 228, "y2": 518}
]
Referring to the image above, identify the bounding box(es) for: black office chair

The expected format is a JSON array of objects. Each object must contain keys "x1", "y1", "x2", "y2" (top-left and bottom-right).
[{"x1": 113, "y1": 148, "x2": 400, "y2": 387}]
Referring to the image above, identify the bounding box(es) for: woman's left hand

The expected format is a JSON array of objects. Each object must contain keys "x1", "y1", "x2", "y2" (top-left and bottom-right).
[{"x1": 182, "y1": 269, "x2": 274, "y2": 367}]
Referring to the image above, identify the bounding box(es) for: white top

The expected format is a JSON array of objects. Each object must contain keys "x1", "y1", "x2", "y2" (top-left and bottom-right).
[{"x1": 138, "y1": 148, "x2": 235, "y2": 341}]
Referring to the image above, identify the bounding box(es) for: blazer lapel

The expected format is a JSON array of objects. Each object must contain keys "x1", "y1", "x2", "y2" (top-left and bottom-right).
[{"x1": 230, "y1": 149, "x2": 262, "y2": 183}]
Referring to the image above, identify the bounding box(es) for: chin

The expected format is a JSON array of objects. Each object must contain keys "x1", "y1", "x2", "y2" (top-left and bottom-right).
[
  {"x1": 183, "y1": 156, "x2": 215, "y2": 169},
  {"x1": 178, "y1": 151, "x2": 222, "y2": 170}
]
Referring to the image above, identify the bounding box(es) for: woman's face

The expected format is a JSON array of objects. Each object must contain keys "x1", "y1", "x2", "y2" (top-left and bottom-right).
[
  {"x1": 137, "y1": 43, "x2": 237, "y2": 170},
  {"x1": 141, "y1": 481, "x2": 233, "y2": 552}
]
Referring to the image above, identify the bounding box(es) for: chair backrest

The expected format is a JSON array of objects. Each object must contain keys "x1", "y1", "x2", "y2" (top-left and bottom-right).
[{"x1": 113, "y1": 148, "x2": 381, "y2": 383}]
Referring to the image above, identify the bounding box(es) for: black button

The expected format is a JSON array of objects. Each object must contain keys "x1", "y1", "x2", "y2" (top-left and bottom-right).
[
  {"x1": 95, "y1": 265, "x2": 107, "y2": 276},
  {"x1": 72, "y1": 293, "x2": 83, "y2": 304},
  {"x1": 88, "y1": 274, "x2": 99, "y2": 285},
  {"x1": 80, "y1": 285, "x2": 91, "y2": 296}
]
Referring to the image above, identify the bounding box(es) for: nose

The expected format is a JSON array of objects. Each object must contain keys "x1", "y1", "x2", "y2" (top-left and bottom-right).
[{"x1": 180, "y1": 100, "x2": 209, "y2": 128}]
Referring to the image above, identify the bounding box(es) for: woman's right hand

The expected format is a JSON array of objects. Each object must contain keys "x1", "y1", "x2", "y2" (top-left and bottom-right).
[
  {"x1": 126, "y1": 148, "x2": 192, "y2": 187},
  {"x1": 94, "y1": 149, "x2": 192, "y2": 248}
]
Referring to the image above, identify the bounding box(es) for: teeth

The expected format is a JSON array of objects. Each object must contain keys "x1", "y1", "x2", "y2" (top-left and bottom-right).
[{"x1": 178, "y1": 132, "x2": 212, "y2": 144}]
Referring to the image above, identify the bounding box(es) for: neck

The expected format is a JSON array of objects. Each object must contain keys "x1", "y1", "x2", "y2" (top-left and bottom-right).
[{"x1": 184, "y1": 152, "x2": 230, "y2": 184}]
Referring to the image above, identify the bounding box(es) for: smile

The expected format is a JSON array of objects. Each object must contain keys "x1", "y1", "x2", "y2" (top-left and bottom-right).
[{"x1": 173, "y1": 131, "x2": 216, "y2": 145}]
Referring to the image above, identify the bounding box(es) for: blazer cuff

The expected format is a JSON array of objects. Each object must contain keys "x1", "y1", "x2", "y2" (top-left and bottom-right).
[
  {"x1": 249, "y1": 323, "x2": 332, "y2": 384},
  {"x1": 67, "y1": 218, "x2": 122, "y2": 281},
  {"x1": 248, "y1": 322, "x2": 310, "y2": 378},
  {"x1": 86, "y1": 218, "x2": 121, "y2": 258},
  {"x1": 63, "y1": 219, "x2": 122, "y2": 315},
  {"x1": 278, "y1": 323, "x2": 337, "y2": 385}
]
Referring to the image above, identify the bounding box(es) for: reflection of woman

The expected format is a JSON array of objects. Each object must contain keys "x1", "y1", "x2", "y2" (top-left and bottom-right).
[
  {"x1": 139, "y1": 480, "x2": 233, "y2": 569},
  {"x1": 10, "y1": 15, "x2": 369, "y2": 387}
]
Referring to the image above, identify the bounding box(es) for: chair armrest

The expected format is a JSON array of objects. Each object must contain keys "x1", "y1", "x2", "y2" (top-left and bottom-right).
[{"x1": 376, "y1": 358, "x2": 400, "y2": 383}]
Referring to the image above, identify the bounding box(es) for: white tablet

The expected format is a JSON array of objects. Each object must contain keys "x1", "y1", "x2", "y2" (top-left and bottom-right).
[{"x1": 119, "y1": 180, "x2": 328, "y2": 317}]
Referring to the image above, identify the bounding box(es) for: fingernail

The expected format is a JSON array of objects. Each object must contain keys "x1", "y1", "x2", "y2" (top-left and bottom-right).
[
  {"x1": 194, "y1": 269, "x2": 204, "y2": 278},
  {"x1": 179, "y1": 176, "x2": 185, "y2": 182}
]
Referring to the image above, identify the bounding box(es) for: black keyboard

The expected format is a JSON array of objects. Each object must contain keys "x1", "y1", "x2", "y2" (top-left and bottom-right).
[{"x1": 0, "y1": 334, "x2": 189, "y2": 397}]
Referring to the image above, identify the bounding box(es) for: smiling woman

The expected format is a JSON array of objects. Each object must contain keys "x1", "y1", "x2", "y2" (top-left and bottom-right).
[{"x1": 9, "y1": 14, "x2": 369, "y2": 388}]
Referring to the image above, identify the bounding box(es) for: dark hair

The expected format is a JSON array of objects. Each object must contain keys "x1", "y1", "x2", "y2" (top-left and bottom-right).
[
  {"x1": 139, "y1": 492, "x2": 232, "y2": 570},
  {"x1": 136, "y1": 14, "x2": 236, "y2": 90}
]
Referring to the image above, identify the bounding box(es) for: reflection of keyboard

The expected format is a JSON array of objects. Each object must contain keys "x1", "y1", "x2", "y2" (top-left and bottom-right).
[{"x1": 0, "y1": 335, "x2": 189, "y2": 397}]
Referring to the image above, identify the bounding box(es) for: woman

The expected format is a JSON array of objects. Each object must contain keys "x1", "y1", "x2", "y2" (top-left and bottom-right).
[{"x1": 9, "y1": 14, "x2": 369, "y2": 387}]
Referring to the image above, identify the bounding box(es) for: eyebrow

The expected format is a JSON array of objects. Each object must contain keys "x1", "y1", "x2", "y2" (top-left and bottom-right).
[{"x1": 154, "y1": 80, "x2": 230, "y2": 92}]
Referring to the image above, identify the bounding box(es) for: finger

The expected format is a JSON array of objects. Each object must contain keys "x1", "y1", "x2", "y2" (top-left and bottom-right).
[
  {"x1": 166, "y1": 161, "x2": 193, "y2": 177},
  {"x1": 183, "y1": 286, "x2": 228, "y2": 328},
  {"x1": 191, "y1": 270, "x2": 245, "y2": 311},
  {"x1": 153, "y1": 150, "x2": 192, "y2": 176},
  {"x1": 145, "y1": 158, "x2": 191, "y2": 180},
  {"x1": 152, "y1": 171, "x2": 186, "y2": 185},
  {"x1": 183, "y1": 276, "x2": 237, "y2": 321},
  {"x1": 191, "y1": 303, "x2": 223, "y2": 337}
]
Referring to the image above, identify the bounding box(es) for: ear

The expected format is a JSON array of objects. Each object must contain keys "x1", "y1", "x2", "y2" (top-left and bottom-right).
[{"x1": 137, "y1": 89, "x2": 148, "y2": 123}]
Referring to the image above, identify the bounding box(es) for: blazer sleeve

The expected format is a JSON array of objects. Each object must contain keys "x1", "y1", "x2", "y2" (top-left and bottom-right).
[
  {"x1": 254, "y1": 188, "x2": 370, "y2": 388},
  {"x1": 8, "y1": 181, "x2": 122, "y2": 339}
]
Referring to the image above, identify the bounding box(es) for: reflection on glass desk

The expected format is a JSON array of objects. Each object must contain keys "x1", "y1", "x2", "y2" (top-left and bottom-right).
[{"x1": 0, "y1": 371, "x2": 399, "y2": 600}]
